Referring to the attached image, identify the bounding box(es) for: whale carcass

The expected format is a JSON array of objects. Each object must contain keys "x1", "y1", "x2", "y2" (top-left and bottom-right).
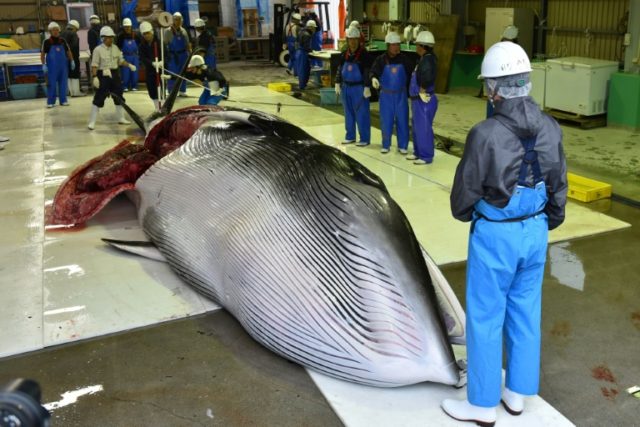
[{"x1": 48, "y1": 105, "x2": 463, "y2": 387}]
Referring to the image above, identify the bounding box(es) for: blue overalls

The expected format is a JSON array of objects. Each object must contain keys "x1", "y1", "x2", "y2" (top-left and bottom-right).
[
  {"x1": 204, "y1": 41, "x2": 216, "y2": 70},
  {"x1": 341, "y1": 54, "x2": 370, "y2": 144},
  {"x1": 409, "y1": 66, "x2": 437, "y2": 162},
  {"x1": 168, "y1": 29, "x2": 188, "y2": 93},
  {"x1": 45, "y1": 39, "x2": 69, "y2": 106},
  {"x1": 121, "y1": 36, "x2": 139, "y2": 90},
  {"x1": 199, "y1": 83, "x2": 228, "y2": 105},
  {"x1": 285, "y1": 25, "x2": 297, "y2": 74},
  {"x1": 466, "y1": 136, "x2": 549, "y2": 407},
  {"x1": 379, "y1": 60, "x2": 409, "y2": 151},
  {"x1": 295, "y1": 31, "x2": 311, "y2": 90},
  {"x1": 311, "y1": 28, "x2": 323, "y2": 68}
]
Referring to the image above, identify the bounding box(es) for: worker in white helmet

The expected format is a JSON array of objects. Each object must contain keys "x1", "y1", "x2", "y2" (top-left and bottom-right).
[
  {"x1": 408, "y1": 31, "x2": 437, "y2": 165},
  {"x1": 486, "y1": 25, "x2": 520, "y2": 118},
  {"x1": 443, "y1": 41, "x2": 567, "y2": 426},
  {"x1": 336, "y1": 26, "x2": 372, "y2": 146},
  {"x1": 138, "y1": 21, "x2": 165, "y2": 112},
  {"x1": 295, "y1": 19, "x2": 316, "y2": 89},
  {"x1": 41, "y1": 21, "x2": 74, "y2": 107},
  {"x1": 283, "y1": 12, "x2": 302, "y2": 75},
  {"x1": 368, "y1": 32, "x2": 414, "y2": 154},
  {"x1": 163, "y1": 11, "x2": 192, "y2": 96},
  {"x1": 348, "y1": 20, "x2": 366, "y2": 47},
  {"x1": 61, "y1": 20, "x2": 82, "y2": 96},
  {"x1": 182, "y1": 54, "x2": 228, "y2": 105},
  {"x1": 117, "y1": 18, "x2": 141, "y2": 91},
  {"x1": 87, "y1": 26, "x2": 137, "y2": 130},
  {"x1": 88, "y1": 14, "x2": 102, "y2": 55},
  {"x1": 194, "y1": 18, "x2": 217, "y2": 69}
]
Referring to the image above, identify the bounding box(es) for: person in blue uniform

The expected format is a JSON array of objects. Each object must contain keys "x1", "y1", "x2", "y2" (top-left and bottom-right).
[
  {"x1": 336, "y1": 27, "x2": 372, "y2": 147},
  {"x1": 369, "y1": 32, "x2": 414, "y2": 154},
  {"x1": 283, "y1": 12, "x2": 301, "y2": 75},
  {"x1": 163, "y1": 12, "x2": 191, "y2": 97},
  {"x1": 442, "y1": 42, "x2": 568, "y2": 426},
  {"x1": 60, "y1": 19, "x2": 82, "y2": 97},
  {"x1": 408, "y1": 31, "x2": 437, "y2": 165},
  {"x1": 138, "y1": 21, "x2": 165, "y2": 112},
  {"x1": 41, "y1": 22, "x2": 74, "y2": 108},
  {"x1": 182, "y1": 54, "x2": 228, "y2": 105},
  {"x1": 308, "y1": 13, "x2": 323, "y2": 68},
  {"x1": 88, "y1": 15, "x2": 102, "y2": 55},
  {"x1": 295, "y1": 20, "x2": 315, "y2": 90},
  {"x1": 194, "y1": 18, "x2": 217, "y2": 69},
  {"x1": 117, "y1": 18, "x2": 141, "y2": 92}
]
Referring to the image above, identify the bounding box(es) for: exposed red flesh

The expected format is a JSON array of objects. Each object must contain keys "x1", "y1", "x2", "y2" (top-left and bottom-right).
[{"x1": 46, "y1": 105, "x2": 224, "y2": 227}]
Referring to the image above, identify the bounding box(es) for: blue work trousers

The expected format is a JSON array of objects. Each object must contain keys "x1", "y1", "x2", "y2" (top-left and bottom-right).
[
  {"x1": 295, "y1": 49, "x2": 310, "y2": 89},
  {"x1": 121, "y1": 54, "x2": 139, "y2": 90},
  {"x1": 466, "y1": 183, "x2": 548, "y2": 407},
  {"x1": 342, "y1": 85, "x2": 370, "y2": 144},
  {"x1": 411, "y1": 96, "x2": 438, "y2": 161}
]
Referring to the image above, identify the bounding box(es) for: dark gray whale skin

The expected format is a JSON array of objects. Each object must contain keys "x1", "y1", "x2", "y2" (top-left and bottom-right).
[{"x1": 131, "y1": 108, "x2": 460, "y2": 387}]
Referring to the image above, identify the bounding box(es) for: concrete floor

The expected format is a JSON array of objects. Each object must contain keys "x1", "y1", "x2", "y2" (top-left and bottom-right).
[{"x1": 0, "y1": 60, "x2": 638, "y2": 426}]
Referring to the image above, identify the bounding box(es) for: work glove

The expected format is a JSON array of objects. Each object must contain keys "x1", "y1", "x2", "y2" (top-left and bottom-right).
[
  {"x1": 212, "y1": 88, "x2": 225, "y2": 97},
  {"x1": 42, "y1": 64, "x2": 48, "y2": 74},
  {"x1": 128, "y1": 64, "x2": 137, "y2": 72},
  {"x1": 151, "y1": 60, "x2": 163, "y2": 69},
  {"x1": 363, "y1": 87, "x2": 371, "y2": 98},
  {"x1": 371, "y1": 77, "x2": 380, "y2": 89},
  {"x1": 92, "y1": 76, "x2": 100, "y2": 89},
  {"x1": 282, "y1": 43, "x2": 287, "y2": 50},
  {"x1": 419, "y1": 92, "x2": 431, "y2": 103},
  {"x1": 160, "y1": 74, "x2": 172, "y2": 80},
  {"x1": 334, "y1": 83, "x2": 341, "y2": 96},
  {"x1": 70, "y1": 60, "x2": 76, "y2": 71}
]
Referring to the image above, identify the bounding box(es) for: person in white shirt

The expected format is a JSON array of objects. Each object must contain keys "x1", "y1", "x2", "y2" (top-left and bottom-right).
[{"x1": 88, "y1": 26, "x2": 137, "y2": 130}]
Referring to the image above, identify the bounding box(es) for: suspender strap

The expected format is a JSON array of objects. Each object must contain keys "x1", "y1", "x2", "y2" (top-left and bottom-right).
[{"x1": 518, "y1": 136, "x2": 543, "y2": 186}]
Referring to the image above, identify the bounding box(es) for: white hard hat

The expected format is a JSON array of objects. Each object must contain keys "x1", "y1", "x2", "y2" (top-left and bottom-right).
[
  {"x1": 173, "y1": 11, "x2": 183, "y2": 19},
  {"x1": 100, "y1": 26, "x2": 116, "y2": 38},
  {"x1": 68, "y1": 20, "x2": 80, "y2": 30},
  {"x1": 188, "y1": 55, "x2": 206, "y2": 68},
  {"x1": 122, "y1": 18, "x2": 132, "y2": 27},
  {"x1": 306, "y1": 20, "x2": 317, "y2": 28},
  {"x1": 48, "y1": 22, "x2": 60, "y2": 31},
  {"x1": 349, "y1": 20, "x2": 360, "y2": 28},
  {"x1": 479, "y1": 41, "x2": 531, "y2": 79},
  {"x1": 501, "y1": 25, "x2": 518, "y2": 41},
  {"x1": 15, "y1": 26, "x2": 24, "y2": 35},
  {"x1": 416, "y1": 31, "x2": 435, "y2": 46},
  {"x1": 90, "y1": 15, "x2": 100, "y2": 23},
  {"x1": 345, "y1": 27, "x2": 360, "y2": 39},
  {"x1": 385, "y1": 32, "x2": 401, "y2": 44},
  {"x1": 139, "y1": 21, "x2": 153, "y2": 34},
  {"x1": 292, "y1": 13, "x2": 301, "y2": 21},
  {"x1": 194, "y1": 18, "x2": 205, "y2": 28}
]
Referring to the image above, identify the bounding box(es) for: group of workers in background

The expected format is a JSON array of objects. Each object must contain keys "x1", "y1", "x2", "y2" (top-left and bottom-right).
[
  {"x1": 41, "y1": 11, "x2": 223, "y2": 129},
  {"x1": 282, "y1": 11, "x2": 324, "y2": 89},
  {"x1": 333, "y1": 21, "x2": 438, "y2": 165}
]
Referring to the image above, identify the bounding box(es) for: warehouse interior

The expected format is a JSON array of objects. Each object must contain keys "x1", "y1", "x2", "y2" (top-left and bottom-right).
[{"x1": 0, "y1": 0, "x2": 639, "y2": 426}]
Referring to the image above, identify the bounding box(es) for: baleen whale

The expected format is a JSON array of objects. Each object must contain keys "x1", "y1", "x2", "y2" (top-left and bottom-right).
[{"x1": 48, "y1": 105, "x2": 464, "y2": 387}]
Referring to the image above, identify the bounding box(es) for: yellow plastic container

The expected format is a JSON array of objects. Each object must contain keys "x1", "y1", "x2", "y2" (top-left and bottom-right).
[
  {"x1": 320, "y1": 74, "x2": 331, "y2": 87},
  {"x1": 567, "y1": 172, "x2": 612, "y2": 202},
  {"x1": 267, "y1": 82, "x2": 292, "y2": 92}
]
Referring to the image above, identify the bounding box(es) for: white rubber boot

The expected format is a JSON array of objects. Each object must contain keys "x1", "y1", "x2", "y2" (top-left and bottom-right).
[
  {"x1": 116, "y1": 105, "x2": 131, "y2": 125},
  {"x1": 87, "y1": 105, "x2": 99, "y2": 130},
  {"x1": 441, "y1": 399, "x2": 496, "y2": 427},
  {"x1": 501, "y1": 388, "x2": 525, "y2": 415},
  {"x1": 72, "y1": 79, "x2": 83, "y2": 96}
]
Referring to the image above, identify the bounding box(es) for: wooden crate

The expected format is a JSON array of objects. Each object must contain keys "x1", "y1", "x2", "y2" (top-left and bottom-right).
[
  {"x1": 567, "y1": 172, "x2": 612, "y2": 202},
  {"x1": 215, "y1": 36, "x2": 229, "y2": 63}
]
